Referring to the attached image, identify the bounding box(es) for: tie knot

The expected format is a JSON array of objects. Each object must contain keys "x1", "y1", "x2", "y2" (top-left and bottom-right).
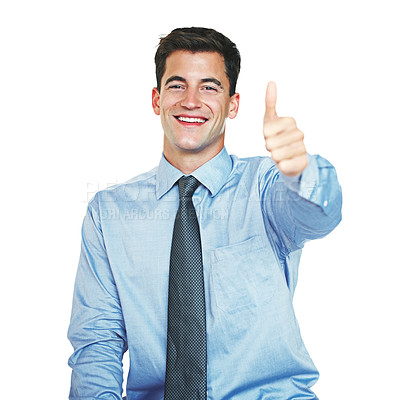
[{"x1": 178, "y1": 175, "x2": 200, "y2": 199}]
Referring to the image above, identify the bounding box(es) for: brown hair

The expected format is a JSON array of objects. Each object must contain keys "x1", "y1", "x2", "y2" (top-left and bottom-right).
[{"x1": 155, "y1": 27, "x2": 241, "y2": 97}]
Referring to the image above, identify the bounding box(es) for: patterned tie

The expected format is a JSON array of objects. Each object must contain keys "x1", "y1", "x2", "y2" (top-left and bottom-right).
[{"x1": 164, "y1": 175, "x2": 207, "y2": 400}]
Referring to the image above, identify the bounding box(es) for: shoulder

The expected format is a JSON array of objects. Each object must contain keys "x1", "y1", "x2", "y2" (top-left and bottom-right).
[
  {"x1": 87, "y1": 166, "x2": 158, "y2": 210},
  {"x1": 230, "y1": 153, "x2": 277, "y2": 180}
]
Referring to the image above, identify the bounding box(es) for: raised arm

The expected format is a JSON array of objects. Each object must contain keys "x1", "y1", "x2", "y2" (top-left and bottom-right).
[{"x1": 260, "y1": 82, "x2": 342, "y2": 254}]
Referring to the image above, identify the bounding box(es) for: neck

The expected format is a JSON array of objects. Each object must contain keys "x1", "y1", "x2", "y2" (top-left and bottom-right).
[{"x1": 163, "y1": 141, "x2": 224, "y2": 175}]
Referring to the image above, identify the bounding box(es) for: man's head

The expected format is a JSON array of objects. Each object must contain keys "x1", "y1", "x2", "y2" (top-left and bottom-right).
[
  {"x1": 155, "y1": 27, "x2": 241, "y2": 97},
  {"x1": 152, "y1": 27, "x2": 241, "y2": 172}
]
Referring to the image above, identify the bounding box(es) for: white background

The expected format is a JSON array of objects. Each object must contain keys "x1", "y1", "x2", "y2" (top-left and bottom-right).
[{"x1": 1, "y1": 0, "x2": 399, "y2": 398}]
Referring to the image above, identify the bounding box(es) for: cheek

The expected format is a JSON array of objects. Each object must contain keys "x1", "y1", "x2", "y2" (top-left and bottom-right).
[
  {"x1": 162, "y1": 92, "x2": 183, "y2": 106},
  {"x1": 160, "y1": 103, "x2": 176, "y2": 124},
  {"x1": 159, "y1": 94, "x2": 175, "y2": 112},
  {"x1": 211, "y1": 102, "x2": 229, "y2": 121}
]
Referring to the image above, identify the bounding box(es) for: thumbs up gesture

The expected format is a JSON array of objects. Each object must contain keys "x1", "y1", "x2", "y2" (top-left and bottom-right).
[{"x1": 263, "y1": 82, "x2": 308, "y2": 177}]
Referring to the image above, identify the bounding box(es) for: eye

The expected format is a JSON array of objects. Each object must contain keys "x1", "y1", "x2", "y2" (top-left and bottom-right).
[
  {"x1": 201, "y1": 85, "x2": 219, "y2": 93},
  {"x1": 168, "y1": 84, "x2": 185, "y2": 90}
]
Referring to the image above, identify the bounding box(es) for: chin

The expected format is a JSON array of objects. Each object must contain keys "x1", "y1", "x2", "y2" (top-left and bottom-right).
[
  {"x1": 172, "y1": 135, "x2": 206, "y2": 151},
  {"x1": 176, "y1": 142, "x2": 205, "y2": 153},
  {"x1": 165, "y1": 129, "x2": 224, "y2": 155}
]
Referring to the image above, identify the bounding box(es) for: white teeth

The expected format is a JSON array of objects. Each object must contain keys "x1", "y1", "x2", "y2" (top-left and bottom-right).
[{"x1": 177, "y1": 116, "x2": 206, "y2": 123}]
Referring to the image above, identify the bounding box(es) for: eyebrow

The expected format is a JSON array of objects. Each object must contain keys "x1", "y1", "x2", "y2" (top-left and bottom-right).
[
  {"x1": 201, "y1": 78, "x2": 223, "y2": 89},
  {"x1": 164, "y1": 76, "x2": 186, "y2": 86},
  {"x1": 164, "y1": 75, "x2": 223, "y2": 89}
]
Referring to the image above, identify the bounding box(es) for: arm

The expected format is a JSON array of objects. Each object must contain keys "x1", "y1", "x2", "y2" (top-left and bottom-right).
[
  {"x1": 260, "y1": 153, "x2": 342, "y2": 254},
  {"x1": 261, "y1": 82, "x2": 342, "y2": 254},
  {"x1": 67, "y1": 195, "x2": 127, "y2": 400}
]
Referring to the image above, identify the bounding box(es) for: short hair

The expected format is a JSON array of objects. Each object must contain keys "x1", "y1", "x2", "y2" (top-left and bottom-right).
[{"x1": 155, "y1": 27, "x2": 241, "y2": 97}]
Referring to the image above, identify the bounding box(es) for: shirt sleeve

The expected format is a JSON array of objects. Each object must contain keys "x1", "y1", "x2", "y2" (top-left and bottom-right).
[
  {"x1": 67, "y1": 194, "x2": 127, "y2": 400},
  {"x1": 259, "y1": 154, "x2": 342, "y2": 256}
]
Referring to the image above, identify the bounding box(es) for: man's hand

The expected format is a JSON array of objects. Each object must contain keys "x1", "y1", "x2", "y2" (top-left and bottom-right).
[{"x1": 263, "y1": 81, "x2": 308, "y2": 177}]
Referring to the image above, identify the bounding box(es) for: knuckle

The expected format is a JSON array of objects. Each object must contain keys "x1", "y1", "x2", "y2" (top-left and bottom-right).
[
  {"x1": 296, "y1": 129, "x2": 304, "y2": 141},
  {"x1": 286, "y1": 117, "x2": 297, "y2": 130},
  {"x1": 271, "y1": 150, "x2": 280, "y2": 162},
  {"x1": 295, "y1": 141, "x2": 306, "y2": 153},
  {"x1": 283, "y1": 116, "x2": 297, "y2": 129},
  {"x1": 277, "y1": 159, "x2": 290, "y2": 173},
  {"x1": 289, "y1": 117, "x2": 297, "y2": 127}
]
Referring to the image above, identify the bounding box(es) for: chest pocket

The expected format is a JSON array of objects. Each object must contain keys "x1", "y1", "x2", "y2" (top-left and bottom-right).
[{"x1": 211, "y1": 236, "x2": 278, "y2": 314}]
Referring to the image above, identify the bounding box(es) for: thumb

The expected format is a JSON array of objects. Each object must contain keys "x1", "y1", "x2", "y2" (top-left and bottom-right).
[{"x1": 264, "y1": 81, "x2": 278, "y2": 121}]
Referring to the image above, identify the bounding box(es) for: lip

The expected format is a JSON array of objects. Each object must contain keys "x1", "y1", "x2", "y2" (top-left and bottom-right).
[{"x1": 173, "y1": 114, "x2": 209, "y2": 126}]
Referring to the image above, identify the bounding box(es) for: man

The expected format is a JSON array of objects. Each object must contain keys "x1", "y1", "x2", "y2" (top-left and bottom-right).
[{"x1": 68, "y1": 27, "x2": 342, "y2": 399}]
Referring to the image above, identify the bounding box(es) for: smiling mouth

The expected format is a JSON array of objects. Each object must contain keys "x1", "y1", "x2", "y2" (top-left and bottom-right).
[{"x1": 174, "y1": 116, "x2": 208, "y2": 124}]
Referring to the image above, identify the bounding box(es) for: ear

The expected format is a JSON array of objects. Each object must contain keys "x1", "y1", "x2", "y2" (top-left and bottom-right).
[
  {"x1": 152, "y1": 87, "x2": 161, "y2": 115},
  {"x1": 228, "y1": 93, "x2": 240, "y2": 119}
]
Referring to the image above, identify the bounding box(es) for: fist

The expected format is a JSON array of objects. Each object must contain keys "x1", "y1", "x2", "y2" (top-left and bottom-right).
[{"x1": 263, "y1": 81, "x2": 308, "y2": 177}]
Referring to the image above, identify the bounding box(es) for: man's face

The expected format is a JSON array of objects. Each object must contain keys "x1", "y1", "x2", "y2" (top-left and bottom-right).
[{"x1": 152, "y1": 50, "x2": 239, "y2": 159}]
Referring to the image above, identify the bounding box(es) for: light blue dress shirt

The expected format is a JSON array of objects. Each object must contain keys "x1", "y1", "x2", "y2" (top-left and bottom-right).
[{"x1": 68, "y1": 147, "x2": 342, "y2": 400}]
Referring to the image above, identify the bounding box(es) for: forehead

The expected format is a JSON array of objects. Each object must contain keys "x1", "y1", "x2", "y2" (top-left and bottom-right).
[{"x1": 163, "y1": 50, "x2": 227, "y2": 82}]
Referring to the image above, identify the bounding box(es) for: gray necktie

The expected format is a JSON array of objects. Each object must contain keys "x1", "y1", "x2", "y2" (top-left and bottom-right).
[{"x1": 164, "y1": 175, "x2": 207, "y2": 400}]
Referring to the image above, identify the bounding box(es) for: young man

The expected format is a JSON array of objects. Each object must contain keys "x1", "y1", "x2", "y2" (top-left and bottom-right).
[{"x1": 68, "y1": 27, "x2": 342, "y2": 399}]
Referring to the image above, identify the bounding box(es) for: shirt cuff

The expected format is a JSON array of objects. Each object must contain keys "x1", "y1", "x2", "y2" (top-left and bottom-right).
[
  {"x1": 280, "y1": 153, "x2": 342, "y2": 218},
  {"x1": 279, "y1": 153, "x2": 317, "y2": 200}
]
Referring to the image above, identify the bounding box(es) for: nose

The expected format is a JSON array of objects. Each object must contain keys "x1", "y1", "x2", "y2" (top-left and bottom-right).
[{"x1": 180, "y1": 88, "x2": 202, "y2": 109}]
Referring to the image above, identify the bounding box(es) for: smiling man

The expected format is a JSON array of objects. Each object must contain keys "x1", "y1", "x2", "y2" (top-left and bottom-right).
[
  {"x1": 152, "y1": 50, "x2": 239, "y2": 174},
  {"x1": 68, "y1": 27, "x2": 342, "y2": 400}
]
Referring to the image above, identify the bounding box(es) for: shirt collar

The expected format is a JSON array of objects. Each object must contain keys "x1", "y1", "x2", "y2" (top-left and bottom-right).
[{"x1": 156, "y1": 146, "x2": 232, "y2": 200}]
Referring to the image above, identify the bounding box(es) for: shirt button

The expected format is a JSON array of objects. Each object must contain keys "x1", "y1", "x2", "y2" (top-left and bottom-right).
[{"x1": 323, "y1": 200, "x2": 328, "y2": 207}]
